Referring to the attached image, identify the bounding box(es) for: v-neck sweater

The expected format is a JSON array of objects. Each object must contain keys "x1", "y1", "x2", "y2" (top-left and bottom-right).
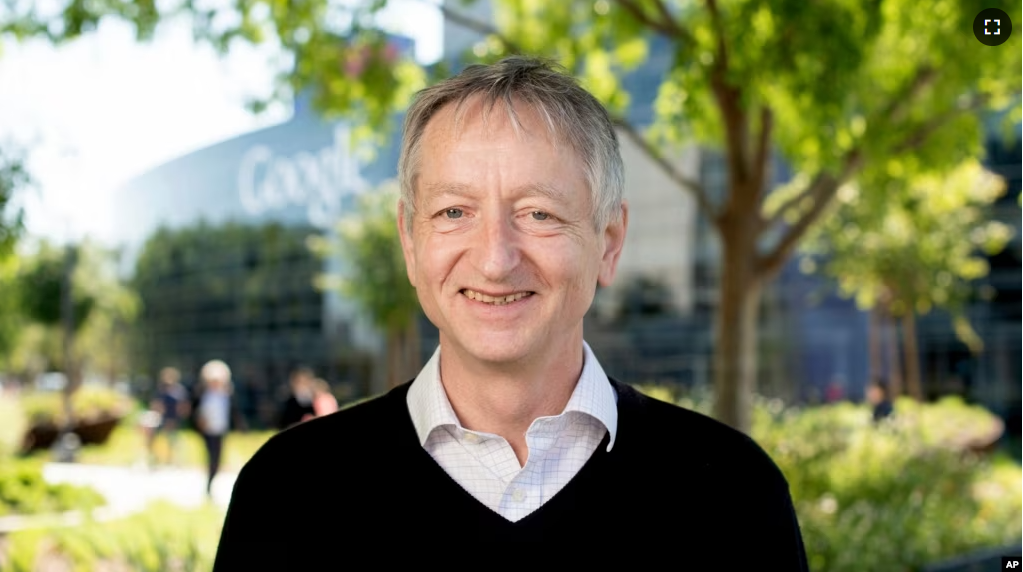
[{"x1": 213, "y1": 379, "x2": 809, "y2": 570}]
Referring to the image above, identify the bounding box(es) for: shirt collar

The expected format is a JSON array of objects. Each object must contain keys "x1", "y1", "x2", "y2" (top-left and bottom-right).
[{"x1": 406, "y1": 341, "x2": 618, "y2": 452}]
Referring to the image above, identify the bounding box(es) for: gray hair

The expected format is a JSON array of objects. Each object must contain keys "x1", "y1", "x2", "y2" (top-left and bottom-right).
[
  {"x1": 200, "y1": 360, "x2": 231, "y2": 386},
  {"x1": 397, "y1": 56, "x2": 624, "y2": 234}
]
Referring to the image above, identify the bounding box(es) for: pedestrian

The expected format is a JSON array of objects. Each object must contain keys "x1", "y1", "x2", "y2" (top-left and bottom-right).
[
  {"x1": 148, "y1": 367, "x2": 190, "y2": 466},
  {"x1": 193, "y1": 360, "x2": 234, "y2": 498},
  {"x1": 277, "y1": 367, "x2": 316, "y2": 430},
  {"x1": 214, "y1": 56, "x2": 808, "y2": 569},
  {"x1": 867, "y1": 379, "x2": 894, "y2": 422}
]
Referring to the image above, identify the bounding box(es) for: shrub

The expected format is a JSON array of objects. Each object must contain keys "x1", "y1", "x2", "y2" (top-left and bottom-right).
[
  {"x1": 20, "y1": 385, "x2": 134, "y2": 427},
  {"x1": 636, "y1": 385, "x2": 1023, "y2": 571},
  {"x1": 0, "y1": 394, "x2": 27, "y2": 457},
  {"x1": 1, "y1": 501, "x2": 223, "y2": 572},
  {"x1": 0, "y1": 459, "x2": 105, "y2": 517}
]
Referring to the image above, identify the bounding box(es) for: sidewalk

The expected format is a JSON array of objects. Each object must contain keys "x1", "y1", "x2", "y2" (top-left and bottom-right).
[{"x1": 0, "y1": 463, "x2": 237, "y2": 534}]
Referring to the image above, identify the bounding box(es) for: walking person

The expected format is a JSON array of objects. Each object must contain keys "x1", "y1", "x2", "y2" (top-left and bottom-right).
[
  {"x1": 277, "y1": 367, "x2": 316, "y2": 430},
  {"x1": 193, "y1": 360, "x2": 233, "y2": 498},
  {"x1": 148, "y1": 367, "x2": 190, "y2": 466}
]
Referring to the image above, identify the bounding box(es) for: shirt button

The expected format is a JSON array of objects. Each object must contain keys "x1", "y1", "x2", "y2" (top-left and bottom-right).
[
  {"x1": 463, "y1": 432, "x2": 479, "y2": 444},
  {"x1": 511, "y1": 488, "x2": 525, "y2": 502}
]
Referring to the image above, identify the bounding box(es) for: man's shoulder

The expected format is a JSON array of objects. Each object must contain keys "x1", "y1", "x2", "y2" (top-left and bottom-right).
[
  {"x1": 240, "y1": 387, "x2": 405, "y2": 478},
  {"x1": 614, "y1": 381, "x2": 785, "y2": 479}
]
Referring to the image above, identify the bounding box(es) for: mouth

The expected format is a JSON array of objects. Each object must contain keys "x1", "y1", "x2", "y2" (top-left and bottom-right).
[{"x1": 460, "y1": 289, "x2": 535, "y2": 306}]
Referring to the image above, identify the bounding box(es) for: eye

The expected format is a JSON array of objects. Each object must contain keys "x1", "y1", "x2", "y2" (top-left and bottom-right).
[
  {"x1": 444, "y1": 208, "x2": 464, "y2": 219},
  {"x1": 531, "y1": 211, "x2": 550, "y2": 221}
]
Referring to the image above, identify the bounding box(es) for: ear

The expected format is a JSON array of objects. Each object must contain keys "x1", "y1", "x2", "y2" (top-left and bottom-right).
[
  {"x1": 397, "y1": 199, "x2": 418, "y2": 287},
  {"x1": 597, "y1": 200, "x2": 628, "y2": 287}
]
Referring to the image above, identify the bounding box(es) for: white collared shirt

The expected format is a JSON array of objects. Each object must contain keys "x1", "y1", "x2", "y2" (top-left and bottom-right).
[{"x1": 406, "y1": 341, "x2": 618, "y2": 522}]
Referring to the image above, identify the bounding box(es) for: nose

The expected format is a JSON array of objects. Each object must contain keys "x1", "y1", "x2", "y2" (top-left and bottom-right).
[{"x1": 475, "y1": 212, "x2": 521, "y2": 281}]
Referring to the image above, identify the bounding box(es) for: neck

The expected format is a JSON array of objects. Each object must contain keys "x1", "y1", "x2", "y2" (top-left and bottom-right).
[{"x1": 438, "y1": 331, "x2": 585, "y2": 465}]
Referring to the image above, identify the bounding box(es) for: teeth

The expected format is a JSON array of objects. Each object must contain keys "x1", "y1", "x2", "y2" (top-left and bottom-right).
[{"x1": 462, "y1": 289, "x2": 533, "y2": 305}]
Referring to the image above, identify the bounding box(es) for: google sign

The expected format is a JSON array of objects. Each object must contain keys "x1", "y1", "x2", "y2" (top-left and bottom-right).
[{"x1": 237, "y1": 124, "x2": 368, "y2": 228}]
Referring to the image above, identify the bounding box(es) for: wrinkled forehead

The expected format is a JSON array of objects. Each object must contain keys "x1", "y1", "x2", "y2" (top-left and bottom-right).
[{"x1": 434, "y1": 92, "x2": 571, "y2": 150}]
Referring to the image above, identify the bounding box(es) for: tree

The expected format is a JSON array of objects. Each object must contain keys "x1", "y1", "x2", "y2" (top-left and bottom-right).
[
  {"x1": 0, "y1": 147, "x2": 31, "y2": 361},
  {"x1": 310, "y1": 181, "x2": 422, "y2": 390},
  {"x1": 800, "y1": 159, "x2": 1013, "y2": 399},
  {"x1": 0, "y1": 147, "x2": 28, "y2": 261},
  {"x1": 8, "y1": 239, "x2": 139, "y2": 384},
  {"x1": 4, "y1": 0, "x2": 1020, "y2": 433}
]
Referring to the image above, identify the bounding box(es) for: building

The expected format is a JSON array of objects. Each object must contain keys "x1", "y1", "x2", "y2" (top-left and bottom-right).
[{"x1": 114, "y1": 37, "x2": 415, "y2": 426}]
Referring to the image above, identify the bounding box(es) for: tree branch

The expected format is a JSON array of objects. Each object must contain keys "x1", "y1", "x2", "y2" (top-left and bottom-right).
[
  {"x1": 704, "y1": 0, "x2": 749, "y2": 196},
  {"x1": 884, "y1": 65, "x2": 938, "y2": 124},
  {"x1": 613, "y1": 117, "x2": 718, "y2": 222},
  {"x1": 756, "y1": 150, "x2": 863, "y2": 279},
  {"x1": 761, "y1": 179, "x2": 814, "y2": 234},
  {"x1": 437, "y1": 2, "x2": 525, "y2": 54},
  {"x1": 614, "y1": 0, "x2": 688, "y2": 40},
  {"x1": 891, "y1": 93, "x2": 994, "y2": 154},
  {"x1": 704, "y1": 0, "x2": 730, "y2": 70},
  {"x1": 652, "y1": 0, "x2": 683, "y2": 35}
]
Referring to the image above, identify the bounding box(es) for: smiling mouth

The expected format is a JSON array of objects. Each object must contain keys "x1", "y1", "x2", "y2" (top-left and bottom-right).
[{"x1": 461, "y1": 289, "x2": 535, "y2": 306}]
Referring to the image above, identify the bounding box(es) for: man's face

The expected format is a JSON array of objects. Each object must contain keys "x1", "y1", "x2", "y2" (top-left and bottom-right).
[{"x1": 398, "y1": 97, "x2": 627, "y2": 368}]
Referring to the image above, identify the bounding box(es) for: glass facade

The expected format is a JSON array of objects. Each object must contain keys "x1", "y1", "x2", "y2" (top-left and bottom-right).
[{"x1": 113, "y1": 38, "x2": 415, "y2": 428}]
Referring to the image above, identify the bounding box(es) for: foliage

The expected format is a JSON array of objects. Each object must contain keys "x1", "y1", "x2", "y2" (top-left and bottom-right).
[
  {"x1": 800, "y1": 159, "x2": 1014, "y2": 350},
  {"x1": 19, "y1": 384, "x2": 134, "y2": 427},
  {"x1": 310, "y1": 181, "x2": 419, "y2": 336},
  {"x1": 1, "y1": 501, "x2": 222, "y2": 571},
  {"x1": 636, "y1": 384, "x2": 1022, "y2": 571},
  {"x1": 0, "y1": 458, "x2": 105, "y2": 517},
  {"x1": 0, "y1": 252, "x2": 23, "y2": 367},
  {"x1": 0, "y1": 393, "x2": 27, "y2": 457},
  {"x1": 310, "y1": 181, "x2": 422, "y2": 387},
  {"x1": 0, "y1": 145, "x2": 29, "y2": 261},
  {"x1": 4, "y1": 239, "x2": 139, "y2": 382},
  {"x1": 15, "y1": 241, "x2": 93, "y2": 330}
]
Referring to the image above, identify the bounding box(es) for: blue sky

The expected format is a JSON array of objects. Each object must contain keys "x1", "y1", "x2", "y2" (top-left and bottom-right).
[{"x1": 0, "y1": 2, "x2": 443, "y2": 246}]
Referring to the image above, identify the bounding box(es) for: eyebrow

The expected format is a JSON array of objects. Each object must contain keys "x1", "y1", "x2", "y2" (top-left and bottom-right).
[{"x1": 421, "y1": 182, "x2": 568, "y2": 203}]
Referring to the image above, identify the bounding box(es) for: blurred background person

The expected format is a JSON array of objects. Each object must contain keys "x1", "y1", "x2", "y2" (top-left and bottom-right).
[
  {"x1": 193, "y1": 360, "x2": 234, "y2": 498},
  {"x1": 867, "y1": 379, "x2": 894, "y2": 423},
  {"x1": 147, "y1": 367, "x2": 190, "y2": 467},
  {"x1": 311, "y1": 378, "x2": 338, "y2": 419},
  {"x1": 277, "y1": 367, "x2": 315, "y2": 430}
]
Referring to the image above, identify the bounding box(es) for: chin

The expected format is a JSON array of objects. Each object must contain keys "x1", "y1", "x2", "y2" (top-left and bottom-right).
[{"x1": 454, "y1": 331, "x2": 537, "y2": 365}]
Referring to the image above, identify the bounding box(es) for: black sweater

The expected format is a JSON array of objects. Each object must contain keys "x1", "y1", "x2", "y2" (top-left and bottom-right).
[{"x1": 213, "y1": 379, "x2": 809, "y2": 569}]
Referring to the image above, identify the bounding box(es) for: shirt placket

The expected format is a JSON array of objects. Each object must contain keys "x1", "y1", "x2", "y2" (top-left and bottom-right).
[{"x1": 500, "y1": 415, "x2": 567, "y2": 519}]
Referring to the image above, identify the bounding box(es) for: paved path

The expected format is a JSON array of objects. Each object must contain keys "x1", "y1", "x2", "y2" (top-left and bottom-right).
[{"x1": 0, "y1": 463, "x2": 238, "y2": 534}]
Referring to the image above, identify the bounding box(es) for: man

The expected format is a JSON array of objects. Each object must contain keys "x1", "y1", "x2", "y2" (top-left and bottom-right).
[
  {"x1": 214, "y1": 57, "x2": 807, "y2": 567},
  {"x1": 276, "y1": 366, "x2": 316, "y2": 430}
]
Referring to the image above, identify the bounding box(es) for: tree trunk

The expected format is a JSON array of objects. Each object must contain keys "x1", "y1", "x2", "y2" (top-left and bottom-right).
[
  {"x1": 868, "y1": 305, "x2": 882, "y2": 383},
  {"x1": 59, "y1": 245, "x2": 80, "y2": 461},
  {"x1": 713, "y1": 221, "x2": 762, "y2": 435},
  {"x1": 901, "y1": 312, "x2": 922, "y2": 400},
  {"x1": 883, "y1": 306, "x2": 903, "y2": 397}
]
